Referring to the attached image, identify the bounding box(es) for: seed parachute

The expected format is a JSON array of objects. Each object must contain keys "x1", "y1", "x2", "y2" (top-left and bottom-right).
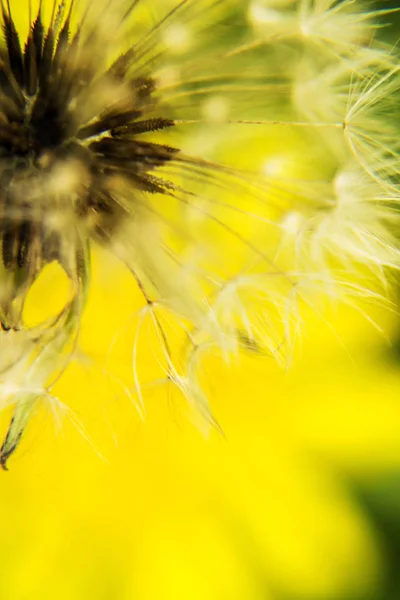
[{"x1": 0, "y1": 0, "x2": 399, "y2": 468}]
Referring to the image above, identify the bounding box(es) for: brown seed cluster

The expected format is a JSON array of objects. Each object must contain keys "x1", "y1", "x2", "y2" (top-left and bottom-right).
[{"x1": 0, "y1": 0, "x2": 177, "y2": 329}]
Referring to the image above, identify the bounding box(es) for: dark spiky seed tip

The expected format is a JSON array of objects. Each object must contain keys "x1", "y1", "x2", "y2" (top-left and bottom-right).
[
  {"x1": 0, "y1": 413, "x2": 21, "y2": 470},
  {"x1": 0, "y1": 2, "x2": 178, "y2": 284}
]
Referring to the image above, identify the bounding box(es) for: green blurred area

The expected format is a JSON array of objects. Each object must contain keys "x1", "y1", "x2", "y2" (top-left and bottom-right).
[
  {"x1": 363, "y1": 5, "x2": 400, "y2": 600},
  {"x1": 382, "y1": 0, "x2": 400, "y2": 39}
]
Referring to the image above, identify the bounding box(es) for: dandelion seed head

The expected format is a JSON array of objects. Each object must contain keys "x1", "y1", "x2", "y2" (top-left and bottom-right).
[
  {"x1": 280, "y1": 162, "x2": 400, "y2": 289},
  {"x1": 298, "y1": 0, "x2": 376, "y2": 47},
  {"x1": 0, "y1": 0, "x2": 398, "y2": 466},
  {"x1": 249, "y1": 0, "x2": 392, "y2": 59},
  {"x1": 293, "y1": 61, "x2": 351, "y2": 124}
]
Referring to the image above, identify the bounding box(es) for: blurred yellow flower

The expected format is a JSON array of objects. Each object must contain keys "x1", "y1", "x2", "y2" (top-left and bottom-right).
[{"x1": 1, "y1": 253, "x2": 400, "y2": 600}]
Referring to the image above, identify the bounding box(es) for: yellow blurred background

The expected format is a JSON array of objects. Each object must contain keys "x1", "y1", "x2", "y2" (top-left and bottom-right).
[{"x1": 1, "y1": 250, "x2": 400, "y2": 600}]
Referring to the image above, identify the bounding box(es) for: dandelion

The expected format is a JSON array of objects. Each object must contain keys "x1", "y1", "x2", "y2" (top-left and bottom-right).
[{"x1": 0, "y1": 0, "x2": 399, "y2": 468}]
